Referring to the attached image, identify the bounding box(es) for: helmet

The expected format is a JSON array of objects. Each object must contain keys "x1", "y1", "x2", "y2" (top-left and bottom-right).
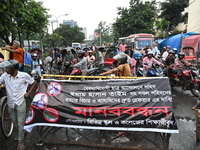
[
  {"x1": 88, "y1": 50, "x2": 93, "y2": 53},
  {"x1": 147, "y1": 51, "x2": 153, "y2": 55},
  {"x1": 77, "y1": 50, "x2": 84, "y2": 58},
  {"x1": 166, "y1": 46, "x2": 171, "y2": 49},
  {"x1": 169, "y1": 50, "x2": 174, "y2": 54},
  {"x1": 173, "y1": 48, "x2": 177, "y2": 51},
  {"x1": 178, "y1": 52, "x2": 185, "y2": 58},
  {"x1": 178, "y1": 52, "x2": 185, "y2": 56},
  {"x1": 113, "y1": 53, "x2": 127, "y2": 64},
  {"x1": 31, "y1": 53, "x2": 37, "y2": 57}
]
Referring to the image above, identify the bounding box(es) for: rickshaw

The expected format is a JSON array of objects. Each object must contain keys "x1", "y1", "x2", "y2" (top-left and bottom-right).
[
  {"x1": 182, "y1": 46, "x2": 197, "y2": 62},
  {"x1": 29, "y1": 48, "x2": 42, "y2": 59},
  {"x1": 0, "y1": 53, "x2": 14, "y2": 138},
  {"x1": 0, "y1": 84, "x2": 14, "y2": 138}
]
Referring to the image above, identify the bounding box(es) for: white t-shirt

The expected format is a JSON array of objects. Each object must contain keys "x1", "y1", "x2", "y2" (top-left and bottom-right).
[
  {"x1": 32, "y1": 59, "x2": 42, "y2": 72},
  {"x1": 45, "y1": 56, "x2": 53, "y2": 63}
]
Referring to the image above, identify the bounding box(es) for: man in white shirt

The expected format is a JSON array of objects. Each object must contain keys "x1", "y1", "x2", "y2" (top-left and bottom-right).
[
  {"x1": 162, "y1": 46, "x2": 170, "y2": 61},
  {"x1": 0, "y1": 60, "x2": 36, "y2": 150},
  {"x1": 152, "y1": 43, "x2": 160, "y2": 59}
]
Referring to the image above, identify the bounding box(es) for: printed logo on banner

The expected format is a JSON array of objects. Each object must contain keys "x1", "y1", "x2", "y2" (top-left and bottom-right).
[
  {"x1": 31, "y1": 93, "x2": 48, "y2": 109},
  {"x1": 25, "y1": 107, "x2": 35, "y2": 124},
  {"x1": 43, "y1": 108, "x2": 59, "y2": 122},
  {"x1": 47, "y1": 82, "x2": 62, "y2": 96}
]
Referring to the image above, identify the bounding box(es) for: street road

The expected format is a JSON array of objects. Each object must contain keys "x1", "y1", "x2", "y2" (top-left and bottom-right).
[{"x1": 0, "y1": 86, "x2": 199, "y2": 150}]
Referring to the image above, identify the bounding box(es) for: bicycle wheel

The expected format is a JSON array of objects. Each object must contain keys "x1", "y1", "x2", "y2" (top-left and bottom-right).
[{"x1": 1, "y1": 100, "x2": 14, "y2": 137}]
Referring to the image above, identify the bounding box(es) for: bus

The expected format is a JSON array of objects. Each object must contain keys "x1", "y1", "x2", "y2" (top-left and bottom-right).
[
  {"x1": 118, "y1": 33, "x2": 154, "y2": 52},
  {"x1": 72, "y1": 43, "x2": 81, "y2": 48}
]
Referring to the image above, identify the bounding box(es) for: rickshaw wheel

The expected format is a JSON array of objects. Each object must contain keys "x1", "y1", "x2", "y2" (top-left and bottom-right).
[{"x1": 1, "y1": 99, "x2": 14, "y2": 138}]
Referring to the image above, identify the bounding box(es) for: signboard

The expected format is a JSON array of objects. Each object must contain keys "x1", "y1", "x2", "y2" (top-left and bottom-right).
[{"x1": 24, "y1": 77, "x2": 179, "y2": 133}]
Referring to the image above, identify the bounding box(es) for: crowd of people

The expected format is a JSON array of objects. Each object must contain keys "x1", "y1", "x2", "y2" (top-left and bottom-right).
[
  {"x1": 39, "y1": 41, "x2": 191, "y2": 79},
  {"x1": 0, "y1": 40, "x2": 194, "y2": 150}
]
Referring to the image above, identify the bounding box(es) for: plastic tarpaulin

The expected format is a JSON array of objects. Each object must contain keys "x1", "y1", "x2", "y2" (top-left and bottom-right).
[
  {"x1": 157, "y1": 32, "x2": 198, "y2": 53},
  {"x1": 24, "y1": 52, "x2": 31, "y2": 73}
]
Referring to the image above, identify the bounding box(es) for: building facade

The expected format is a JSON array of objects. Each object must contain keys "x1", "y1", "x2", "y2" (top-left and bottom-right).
[
  {"x1": 187, "y1": 0, "x2": 200, "y2": 33},
  {"x1": 63, "y1": 20, "x2": 77, "y2": 27}
]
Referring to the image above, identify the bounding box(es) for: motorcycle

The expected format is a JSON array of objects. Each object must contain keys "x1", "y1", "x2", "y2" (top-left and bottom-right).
[
  {"x1": 169, "y1": 65, "x2": 200, "y2": 97},
  {"x1": 137, "y1": 63, "x2": 165, "y2": 77},
  {"x1": 61, "y1": 61, "x2": 100, "y2": 76}
]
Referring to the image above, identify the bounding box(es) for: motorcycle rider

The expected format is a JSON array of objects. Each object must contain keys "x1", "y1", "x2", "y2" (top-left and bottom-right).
[
  {"x1": 105, "y1": 43, "x2": 119, "y2": 59},
  {"x1": 173, "y1": 52, "x2": 191, "y2": 81},
  {"x1": 164, "y1": 50, "x2": 175, "y2": 77},
  {"x1": 86, "y1": 50, "x2": 95, "y2": 69},
  {"x1": 152, "y1": 43, "x2": 160, "y2": 60},
  {"x1": 70, "y1": 50, "x2": 88, "y2": 77},
  {"x1": 31, "y1": 53, "x2": 43, "y2": 77},
  {"x1": 162, "y1": 46, "x2": 170, "y2": 61},
  {"x1": 172, "y1": 48, "x2": 178, "y2": 58},
  {"x1": 99, "y1": 53, "x2": 131, "y2": 76},
  {"x1": 143, "y1": 51, "x2": 164, "y2": 77}
]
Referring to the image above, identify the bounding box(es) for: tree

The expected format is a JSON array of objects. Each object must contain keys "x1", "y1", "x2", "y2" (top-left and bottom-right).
[
  {"x1": 155, "y1": 18, "x2": 170, "y2": 38},
  {"x1": 159, "y1": 0, "x2": 189, "y2": 34},
  {"x1": 113, "y1": 0, "x2": 157, "y2": 43},
  {"x1": 0, "y1": 0, "x2": 49, "y2": 46},
  {"x1": 54, "y1": 24, "x2": 85, "y2": 47},
  {"x1": 93, "y1": 21, "x2": 113, "y2": 46}
]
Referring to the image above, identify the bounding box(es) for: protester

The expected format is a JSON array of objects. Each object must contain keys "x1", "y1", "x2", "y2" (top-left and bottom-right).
[
  {"x1": 0, "y1": 60, "x2": 36, "y2": 150},
  {"x1": 1, "y1": 41, "x2": 24, "y2": 71}
]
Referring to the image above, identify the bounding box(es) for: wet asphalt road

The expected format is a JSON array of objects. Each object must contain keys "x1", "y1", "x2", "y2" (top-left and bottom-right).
[{"x1": 0, "y1": 86, "x2": 200, "y2": 150}]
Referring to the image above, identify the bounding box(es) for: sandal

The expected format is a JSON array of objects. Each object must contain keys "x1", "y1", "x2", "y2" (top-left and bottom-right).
[{"x1": 17, "y1": 141, "x2": 25, "y2": 150}]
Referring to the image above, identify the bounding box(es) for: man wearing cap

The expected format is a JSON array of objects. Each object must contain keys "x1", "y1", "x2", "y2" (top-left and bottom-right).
[
  {"x1": 0, "y1": 60, "x2": 36, "y2": 150},
  {"x1": 162, "y1": 46, "x2": 170, "y2": 61},
  {"x1": 1, "y1": 41, "x2": 24, "y2": 71}
]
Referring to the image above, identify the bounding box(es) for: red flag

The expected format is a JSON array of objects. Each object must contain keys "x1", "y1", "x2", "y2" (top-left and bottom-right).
[{"x1": 94, "y1": 32, "x2": 100, "y2": 38}]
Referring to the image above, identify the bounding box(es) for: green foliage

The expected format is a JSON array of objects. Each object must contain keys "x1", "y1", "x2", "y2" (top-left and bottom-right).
[
  {"x1": 113, "y1": 0, "x2": 157, "y2": 42},
  {"x1": 155, "y1": 18, "x2": 170, "y2": 38},
  {"x1": 159, "y1": 0, "x2": 189, "y2": 33},
  {"x1": 0, "y1": 0, "x2": 49, "y2": 45},
  {"x1": 42, "y1": 24, "x2": 85, "y2": 48},
  {"x1": 93, "y1": 21, "x2": 113, "y2": 46}
]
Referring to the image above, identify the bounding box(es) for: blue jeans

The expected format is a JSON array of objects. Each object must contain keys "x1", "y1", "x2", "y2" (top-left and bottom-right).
[{"x1": 19, "y1": 63, "x2": 24, "y2": 72}]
